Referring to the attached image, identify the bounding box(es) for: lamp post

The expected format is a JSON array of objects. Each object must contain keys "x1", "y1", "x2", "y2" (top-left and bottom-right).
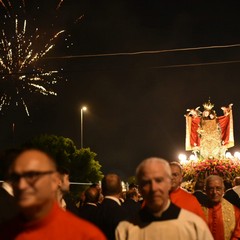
[{"x1": 80, "y1": 106, "x2": 87, "y2": 148}]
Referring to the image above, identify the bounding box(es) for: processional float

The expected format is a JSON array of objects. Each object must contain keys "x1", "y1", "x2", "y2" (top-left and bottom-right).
[{"x1": 182, "y1": 99, "x2": 240, "y2": 186}]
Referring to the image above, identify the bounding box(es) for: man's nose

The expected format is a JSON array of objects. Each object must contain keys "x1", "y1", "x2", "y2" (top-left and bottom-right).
[
  {"x1": 17, "y1": 177, "x2": 29, "y2": 189},
  {"x1": 151, "y1": 180, "x2": 159, "y2": 191},
  {"x1": 211, "y1": 188, "x2": 218, "y2": 194}
]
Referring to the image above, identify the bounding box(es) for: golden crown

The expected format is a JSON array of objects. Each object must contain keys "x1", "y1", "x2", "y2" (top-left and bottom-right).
[{"x1": 203, "y1": 99, "x2": 214, "y2": 111}]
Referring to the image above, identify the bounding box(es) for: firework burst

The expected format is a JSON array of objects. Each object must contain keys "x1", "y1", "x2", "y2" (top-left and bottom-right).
[{"x1": 0, "y1": 0, "x2": 67, "y2": 115}]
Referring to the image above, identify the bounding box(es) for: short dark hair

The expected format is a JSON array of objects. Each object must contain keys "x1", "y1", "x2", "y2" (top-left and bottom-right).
[
  {"x1": 194, "y1": 179, "x2": 205, "y2": 191},
  {"x1": 91, "y1": 183, "x2": 100, "y2": 188},
  {"x1": 57, "y1": 166, "x2": 70, "y2": 175},
  {"x1": 126, "y1": 189, "x2": 138, "y2": 199},
  {"x1": 101, "y1": 173, "x2": 122, "y2": 196},
  {"x1": 85, "y1": 186, "x2": 100, "y2": 203},
  {"x1": 128, "y1": 183, "x2": 138, "y2": 189}
]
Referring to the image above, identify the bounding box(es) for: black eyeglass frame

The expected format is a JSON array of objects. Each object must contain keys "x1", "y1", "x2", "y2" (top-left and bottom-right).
[{"x1": 8, "y1": 170, "x2": 55, "y2": 185}]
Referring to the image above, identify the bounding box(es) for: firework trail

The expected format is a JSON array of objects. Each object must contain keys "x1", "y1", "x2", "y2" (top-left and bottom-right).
[{"x1": 0, "y1": 0, "x2": 67, "y2": 115}]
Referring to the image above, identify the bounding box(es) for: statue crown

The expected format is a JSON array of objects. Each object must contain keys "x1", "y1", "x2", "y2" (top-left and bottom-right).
[{"x1": 203, "y1": 100, "x2": 214, "y2": 111}]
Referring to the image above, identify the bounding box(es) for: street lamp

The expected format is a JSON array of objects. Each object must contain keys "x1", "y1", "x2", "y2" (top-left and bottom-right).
[{"x1": 80, "y1": 106, "x2": 87, "y2": 148}]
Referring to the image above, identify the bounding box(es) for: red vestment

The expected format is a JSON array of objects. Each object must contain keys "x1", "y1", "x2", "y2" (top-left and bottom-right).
[
  {"x1": 0, "y1": 202, "x2": 106, "y2": 240},
  {"x1": 170, "y1": 187, "x2": 206, "y2": 222},
  {"x1": 202, "y1": 200, "x2": 240, "y2": 240}
]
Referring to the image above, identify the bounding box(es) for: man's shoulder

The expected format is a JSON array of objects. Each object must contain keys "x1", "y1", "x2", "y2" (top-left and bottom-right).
[
  {"x1": 179, "y1": 187, "x2": 192, "y2": 194},
  {"x1": 100, "y1": 197, "x2": 122, "y2": 208},
  {"x1": 179, "y1": 208, "x2": 206, "y2": 224},
  {"x1": 178, "y1": 188, "x2": 198, "y2": 199},
  {"x1": 60, "y1": 209, "x2": 90, "y2": 224},
  {"x1": 117, "y1": 207, "x2": 207, "y2": 228},
  {"x1": 224, "y1": 188, "x2": 235, "y2": 195},
  {"x1": 81, "y1": 203, "x2": 98, "y2": 209}
]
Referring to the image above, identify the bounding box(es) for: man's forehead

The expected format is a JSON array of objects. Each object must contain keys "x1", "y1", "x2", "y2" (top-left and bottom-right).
[
  {"x1": 141, "y1": 166, "x2": 167, "y2": 177},
  {"x1": 208, "y1": 179, "x2": 222, "y2": 186},
  {"x1": 170, "y1": 165, "x2": 181, "y2": 172},
  {"x1": 14, "y1": 150, "x2": 53, "y2": 170}
]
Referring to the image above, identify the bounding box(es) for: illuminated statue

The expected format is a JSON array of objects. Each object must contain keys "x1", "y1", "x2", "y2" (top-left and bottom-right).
[{"x1": 185, "y1": 100, "x2": 234, "y2": 160}]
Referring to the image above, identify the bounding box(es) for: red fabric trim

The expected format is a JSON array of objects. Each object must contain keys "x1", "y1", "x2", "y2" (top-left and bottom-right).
[
  {"x1": 218, "y1": 115, "x2": 230, "y2": 145},
  {"x1": 190, "y1": 117, "x2": 201, "y2": 147}
]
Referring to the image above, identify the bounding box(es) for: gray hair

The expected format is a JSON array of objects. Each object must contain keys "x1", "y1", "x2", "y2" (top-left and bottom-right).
[
  {"x1": 169, "y1": 161, "x2": 183, "y2": 174},
  {"x1": 136, "y1": 157, "x2": 171, "y2": 183},
  {"x1": 205, "y1": 175, "x2": 224, "y2": 188}
]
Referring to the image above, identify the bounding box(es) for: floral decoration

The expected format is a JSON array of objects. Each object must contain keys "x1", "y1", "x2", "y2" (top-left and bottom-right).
[{"x1": 182, "y1": 158, "x2": 240, "y2": 183}]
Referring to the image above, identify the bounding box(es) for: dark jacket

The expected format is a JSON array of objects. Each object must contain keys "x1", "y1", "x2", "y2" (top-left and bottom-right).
[
  {"x1": 96, "y1": 198, "x2": 126, "y2": 240},
  {"x1": 0, "y1": 187, "x2": 19, "y2": 224}
]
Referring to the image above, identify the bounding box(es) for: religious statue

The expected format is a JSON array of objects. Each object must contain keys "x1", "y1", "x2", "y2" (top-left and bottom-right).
[{"x1": 185, "y1": 100, "x2": 234, "y2": 160}]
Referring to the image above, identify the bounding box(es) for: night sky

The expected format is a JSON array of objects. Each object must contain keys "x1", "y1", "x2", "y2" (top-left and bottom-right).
[{"x1": 1, "y1": 1, "x2": 240, "y2": 180}]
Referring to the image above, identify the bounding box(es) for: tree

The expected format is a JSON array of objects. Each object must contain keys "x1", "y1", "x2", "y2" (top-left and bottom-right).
[
  {"x1": 23, "y1": 134, "x2": 104, "y2": 184},
  {"x1": 127, "y1": 176, "x2": 137, "y2": 185}
]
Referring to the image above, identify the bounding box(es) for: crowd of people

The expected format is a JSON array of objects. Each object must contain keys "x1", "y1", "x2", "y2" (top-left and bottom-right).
[{"x1": 0, "y1": 148, "x2": 240, "y2": 239}]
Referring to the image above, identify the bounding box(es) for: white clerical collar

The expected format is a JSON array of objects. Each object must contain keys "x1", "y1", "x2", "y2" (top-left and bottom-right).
[
  {"x1": 2, "y1": 181, "x2": 14, "y2": 196},
  {"x1": 104, "y1": 196, "x2": 121, "y2": 205},
  {"x1": 86, "y1": 202, "x2": 98, "y2": 207}
]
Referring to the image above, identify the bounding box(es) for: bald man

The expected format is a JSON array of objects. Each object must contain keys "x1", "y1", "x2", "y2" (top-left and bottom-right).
[{"x1": 0, "y1": 149, "x2": 106, "y2": 240}]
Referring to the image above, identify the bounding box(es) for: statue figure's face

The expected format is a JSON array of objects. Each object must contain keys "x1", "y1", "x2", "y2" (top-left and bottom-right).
[{"x1": 203, "y1": 110, "x2": 209, "y2": 117}]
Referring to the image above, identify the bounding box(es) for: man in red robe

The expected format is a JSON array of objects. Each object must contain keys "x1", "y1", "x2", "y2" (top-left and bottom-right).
[
  {"x1": 169, "y1": 162, "x2": 206, "y2": 222},
  {"x1": 0, "y1": 149, "x2": 106, "y2": 240},
  {"x1": 202, "y1": 175, "x2": 240, "y2": 240}
]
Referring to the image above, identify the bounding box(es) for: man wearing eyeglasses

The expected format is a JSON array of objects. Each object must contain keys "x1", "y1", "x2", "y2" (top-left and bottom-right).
[
  {"x1": 0, "y1": 148, "x2": 106, "y2": 240},
  {"x1": 202, "y1": 175, "x2": 240, "y2": 240}
]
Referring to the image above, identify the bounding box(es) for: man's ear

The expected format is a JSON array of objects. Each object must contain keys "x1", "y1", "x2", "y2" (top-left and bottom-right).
[
  {"x1": 180, "y1": 175, "x2": 183, "y2": 183},
  {"x1": 51, "y1": 172, "x2": 61, "y2": 190}
]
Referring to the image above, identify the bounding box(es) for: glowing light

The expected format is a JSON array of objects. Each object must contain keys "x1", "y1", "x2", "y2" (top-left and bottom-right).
[
  {"x1": 234, "y1": 152, "x2": 240, "y2": 160},
  {"x1": 178, "y1": 153, "x2": 188, "y2": 165},
  {"x1": 225, "y1": 152, "x2": 233, "y2": 159},
  {"x1": 189, "y1": 154, "x2": 197, "y2": 161}
]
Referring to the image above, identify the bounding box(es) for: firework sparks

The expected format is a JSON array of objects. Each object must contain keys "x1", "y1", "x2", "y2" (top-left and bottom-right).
[{"x1": 0, "y1": 0, "x2": 66, "y2": 115}]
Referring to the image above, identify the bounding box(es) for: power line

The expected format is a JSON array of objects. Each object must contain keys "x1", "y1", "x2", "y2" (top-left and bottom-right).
[
  {"x1": 151, "y1": 59, "x2": 240, "y2": 69},
  {"x1": 45, "y1": 43, "x2": 240, "y2": 59}
]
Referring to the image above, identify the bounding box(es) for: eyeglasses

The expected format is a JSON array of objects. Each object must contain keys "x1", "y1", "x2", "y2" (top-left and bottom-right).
[
  {"x1": 206, "y1": 187, "x2": 223, "y2": 192},
  {"x1": 8, "y1": 171, "x2": 55, "y2": 185}
]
